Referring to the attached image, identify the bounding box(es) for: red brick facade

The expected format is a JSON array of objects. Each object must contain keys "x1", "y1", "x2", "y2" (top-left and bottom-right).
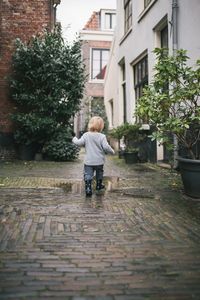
[
  {"x1": 0, "y1": 0, "x2": 58, "y2": 158},
  {"x1": 82, "y1": 40, "x2": 112, "y2": 98},
  {"x1": 74, "y1": 9, "x2": 115, "y2": 135}
]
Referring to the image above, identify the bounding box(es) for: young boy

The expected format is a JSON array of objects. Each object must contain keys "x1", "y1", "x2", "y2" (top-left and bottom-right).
[{"x1": 72, "y1": 116, "x2": 115, "y2": 196}]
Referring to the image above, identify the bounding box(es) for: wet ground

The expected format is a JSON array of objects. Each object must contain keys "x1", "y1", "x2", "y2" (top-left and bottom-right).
[{"x1": 0, "y1": 154, "x2": 200, "y2": 299}]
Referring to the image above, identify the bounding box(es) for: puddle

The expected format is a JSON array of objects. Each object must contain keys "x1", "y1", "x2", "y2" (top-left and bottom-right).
[
  {"x1": 54, "y1": 176, "x2": 154, "y2": 199},
  {"x1": 54, "y1": 176, "x2": 120, "y2": 195}
]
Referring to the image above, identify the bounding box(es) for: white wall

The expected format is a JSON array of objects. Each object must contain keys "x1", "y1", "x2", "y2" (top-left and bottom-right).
[
  {"x1": 104, "y1": 37, "x2": 119, "y2": 128},
  {"x1": 178, "y1": 0, "x2": 200, "y2": 66},
  {"x1": 104, "y1": 0, "x2": 200, "y2": 159}
]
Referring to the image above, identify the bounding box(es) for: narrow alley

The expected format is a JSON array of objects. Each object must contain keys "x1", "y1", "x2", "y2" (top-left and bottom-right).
[{"x1": 0, "y1": 155, "x2": 200, "y2": 299}]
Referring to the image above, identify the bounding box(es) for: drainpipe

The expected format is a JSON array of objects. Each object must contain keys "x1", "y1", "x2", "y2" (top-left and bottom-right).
[
  {"x1": 172, "y1": 0, "x2": 179, "y2": 168},
  {"x1": 172, "y1": 0, "x2": 178, "y2": 52}
]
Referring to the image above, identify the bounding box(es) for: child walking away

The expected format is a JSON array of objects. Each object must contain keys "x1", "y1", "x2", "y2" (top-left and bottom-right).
[{"x1": 72, "y1": 116, "x2": 115, "y2": 197}]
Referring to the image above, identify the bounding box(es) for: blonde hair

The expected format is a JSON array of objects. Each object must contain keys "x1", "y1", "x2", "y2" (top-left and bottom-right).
[{"x1": 88, "y1": 116, "x2": 104, "y2": 132}]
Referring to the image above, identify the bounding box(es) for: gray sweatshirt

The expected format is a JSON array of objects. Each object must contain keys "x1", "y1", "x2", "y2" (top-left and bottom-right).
[{"x1": 72, "y1": 132, "x2": 115, "y2": 165}]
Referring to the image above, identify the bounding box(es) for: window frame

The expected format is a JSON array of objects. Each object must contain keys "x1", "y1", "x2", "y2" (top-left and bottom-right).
[
  {"x1": 91, "y1": 48, "x2": 110, "y2": 81},
  {"x1": 120, "y1": 61, "x2": 127, "y2": 123},
  {"x1": 160, "y1": 25, "x2": 168, "y2": 49},
  {"x1": 105, "y1": 12, "x2": 116, "y2": 30},
  {"x1": 124, "y1": 0, "x2": 132, "y2": 34},
  {"x1": 109, "y1": 99, "x2": 114, "y2": 127},
  {"x1": 134, "y1": 55, "x2": 148, "y2": 100}
]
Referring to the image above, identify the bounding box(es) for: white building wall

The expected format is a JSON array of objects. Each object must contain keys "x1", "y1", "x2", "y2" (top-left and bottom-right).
[
  {"x1": 178, "y1": 0, "x2": 200, "y2": 67},
  {"x1": 104, "y1": 37, "x2": 119, "y2": 128},
  {"x1": 104, "y1": 0, "x2": 200, "y2": 160}
]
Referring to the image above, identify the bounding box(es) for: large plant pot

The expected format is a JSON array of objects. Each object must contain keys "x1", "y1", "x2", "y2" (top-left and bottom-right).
[
  {"x1": 118, "y1": 149, "x2": 125, "y2": 159},
  {"x1": 124, "y1": 151, "x2": 138, "y2": 164},
  {"x1": 177, "y1": 157, "x2": 200, "y2": 198},
  {"x1": 18, "y1": 143, "x2": 39, "y2": 161}
]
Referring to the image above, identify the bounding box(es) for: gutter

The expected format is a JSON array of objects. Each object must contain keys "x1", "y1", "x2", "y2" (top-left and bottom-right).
[{"x1": 172, "y1": 0, "x2": 179, "y2": 51}]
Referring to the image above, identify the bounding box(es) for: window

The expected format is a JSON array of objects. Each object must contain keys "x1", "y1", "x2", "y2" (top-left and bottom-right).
[
  {"x1": 105, "y1": 13, "x2": 116, "y2": 29},
  {"x1": 160, "y1": 25, "x2": 169, "y2": 89},
  {"x1": 144, "y1": 0, "x2": 152, "y2": 8},
  {"x1": 124, "y1": 0, "x2": 132, "y2": 33},
  {"x1": 134, "y1": 55, "x2": 148, "y2": 101},
  {"x1": 109, "y1": 99, "x2": 114, "y2": 127},
  {"x1": 161, "y1": 25, "x2": 168, "y2": 48},
  {"x1": 121, "y1": 62, "x2": 127, "y2": 123},
  {"x1": 91, "y1": 49, "x2": 109, "y2": 80}
]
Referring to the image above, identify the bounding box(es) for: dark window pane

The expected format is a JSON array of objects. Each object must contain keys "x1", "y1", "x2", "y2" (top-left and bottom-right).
[
  {"x1": 134, "y1": 55, "x2": 148, "y2": 100},
  {"x1": 144, "y1": 0, "x2": 152, "y2": 8},
  {"x1": 161, "y1": 25, "x2": 168, "y2": 48},
  {"x1": 124, "y1": 0, "x2": 132, "y2": 33}
]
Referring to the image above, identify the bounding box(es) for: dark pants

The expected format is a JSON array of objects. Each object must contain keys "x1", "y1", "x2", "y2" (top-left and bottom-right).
[{"x1": 84, "y1": 164, "x2": 104, "y2": 181}]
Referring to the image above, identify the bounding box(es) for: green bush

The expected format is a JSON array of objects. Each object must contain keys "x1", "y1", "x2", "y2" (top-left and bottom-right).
[
  {"x1": 109, "y1": 123, "x2": 145, "y2": 147},
  {"x1": 10, "y1": 24, "x2": 86, "y2": 158},
  {"x1": 42, "y1": 129, "x2": 79, "y2": 161}
]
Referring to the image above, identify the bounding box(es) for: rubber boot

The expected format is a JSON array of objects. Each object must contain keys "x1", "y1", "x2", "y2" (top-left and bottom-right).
[
  {"x1": 96, "y1": 179, "x2": 105, "y2": 191},
  {"x1": 85, "y1": 180, "x2": 92, "y2": 197}
]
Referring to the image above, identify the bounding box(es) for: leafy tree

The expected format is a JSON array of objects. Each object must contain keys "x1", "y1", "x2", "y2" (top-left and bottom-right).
[
  {"x1": 136, "y1": 48, "x2": 200, "y2": 160},
  {"x1": 10, "y1": 25, "x2": 86, "y2": 160}
]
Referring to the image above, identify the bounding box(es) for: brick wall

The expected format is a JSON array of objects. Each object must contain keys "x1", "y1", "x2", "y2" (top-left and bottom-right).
[
  {"x1": 75, "y1": 9, "x2": 115, "y2": 134},
  {"x1": 83, "y1": 11, "x2": 100, "y2": 31},
  {"x1": 82, "y1": 40, "x2": 112, "y2": 97},
  {"x1": 0, "y1": 0, "x2": 56, "y2": 159}
]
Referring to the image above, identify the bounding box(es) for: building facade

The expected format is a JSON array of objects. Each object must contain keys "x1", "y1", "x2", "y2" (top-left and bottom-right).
[
  {"x1": 104, "y1": 0, "x2": 200, "y2": 161},
  {"x1": 0, "y1": 0, "x2": 60, "y2": 159},
  {"x1": 74, "y1": 9, "x2": 116, "y2": 136}
]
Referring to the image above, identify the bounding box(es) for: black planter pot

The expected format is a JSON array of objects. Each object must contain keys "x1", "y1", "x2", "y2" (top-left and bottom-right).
[
  {"x1": 18, "y1": 143, "x2": 40, "y2": 161},
  {"x1": 118, "y1": 149, "x2": 125, "y2": 159},
  {"x1": 124, "y1": 151, "x2": 138, "y2": 164},
  {"x1": 177, "y1": 156, "x2": 200, "y2": 198}
]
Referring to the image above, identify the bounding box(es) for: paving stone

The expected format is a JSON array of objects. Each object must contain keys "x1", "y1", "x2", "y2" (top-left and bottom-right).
[{"x1": 0, "y1": 155, "x2": 200, "y2": 299}]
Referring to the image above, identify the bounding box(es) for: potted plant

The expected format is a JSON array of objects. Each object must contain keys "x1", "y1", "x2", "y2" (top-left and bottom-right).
[
  {"x1": 109, "y1": 125, "x2": 125, "y2": 158},
  {"x1": 123, "y1": 146, "x2": 139, "y2": 164},
  {"x1": 122, "y1": 123, "x2": 145, "y2": 164},
  {"x1": 110, "y1": 123, "x2": 146, "y2": 163},
  {"x1": 136, "y1": 48, "x2": 200, "y2": 198}
]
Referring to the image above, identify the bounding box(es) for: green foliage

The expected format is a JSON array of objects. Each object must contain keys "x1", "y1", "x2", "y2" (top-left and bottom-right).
[
  {"x1": 124, "y1": 146, "x2": 139, "y2": 153},
  {"x1": 136, "y1": 48, "x2": 200, "y2": 159},
  {"x1": 84, "y1": 97, "x2": 109, "y2": 133},
  {"x1": 109, "y1": 123, "x2": 144, "y2": 146},
  {"x1": 10, "y1": 25, "x2": 86, "y2": 155},
  {"x1": 109, "y1": 125, "x2": 124, "y2": 140},
  {"x1": 42, "y1": 128, "x2": 79, "y2": 161}
]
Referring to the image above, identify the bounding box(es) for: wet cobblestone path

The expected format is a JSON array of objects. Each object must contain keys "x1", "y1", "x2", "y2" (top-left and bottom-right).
[{"x1": 0, "y1": 155, "x2": 200, "y2": 299}]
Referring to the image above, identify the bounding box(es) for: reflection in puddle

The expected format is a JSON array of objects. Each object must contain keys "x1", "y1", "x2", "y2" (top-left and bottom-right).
[
  {"x1": 83, "y1": 197, "x2": 104, "y2": 210},
  {"x1": 55, "y1": 176, "x2": 119, "y2": 195},
  {"x1": 55, "y1": 182, "x2": 72, "y2": 192}
]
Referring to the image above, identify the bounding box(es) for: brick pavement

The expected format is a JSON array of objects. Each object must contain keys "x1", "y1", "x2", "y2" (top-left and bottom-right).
[{"x1": 0, "y1": 155, "x2": 200, "y2": 299}]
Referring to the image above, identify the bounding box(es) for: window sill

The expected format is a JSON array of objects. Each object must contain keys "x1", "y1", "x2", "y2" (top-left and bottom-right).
[
  {"x1": 138, "y1": 0, "x2": 158, "y2": 23},
  {"x1": 119, "y1": 27, "x2": 132, "y2": 45}
]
